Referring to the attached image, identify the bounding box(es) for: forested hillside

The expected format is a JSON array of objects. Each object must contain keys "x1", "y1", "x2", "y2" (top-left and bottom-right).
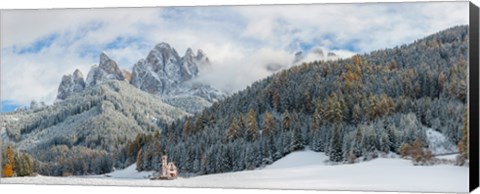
[
  {"x1": 126, "y1": 25, "x2": 468, "y2": 176},
  {"x1": 0, "y1": 25, "x2": 468, "y2": 178},
  {"x1": 1, "y1": 81, "x2": 189, "y2": 176}
]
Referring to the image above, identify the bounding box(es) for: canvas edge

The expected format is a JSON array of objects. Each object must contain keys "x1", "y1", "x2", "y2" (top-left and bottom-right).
[{"x1": 469, "y1": 1, "x2": 480, "y2": 193}]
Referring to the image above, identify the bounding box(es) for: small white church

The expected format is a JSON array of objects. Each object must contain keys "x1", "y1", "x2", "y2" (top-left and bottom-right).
[{"x1": 159, "y1": 154, "x2": 178, "y2": 180}]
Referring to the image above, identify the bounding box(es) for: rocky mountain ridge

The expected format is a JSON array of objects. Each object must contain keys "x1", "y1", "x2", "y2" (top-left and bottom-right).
[{"x1": 57, "y1": 43, "x2": 226, "y2": 110}]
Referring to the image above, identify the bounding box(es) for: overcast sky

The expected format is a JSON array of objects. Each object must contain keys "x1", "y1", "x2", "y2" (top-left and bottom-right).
[{"x1": 0, "y1": 2, "x2": 469, "y2": 111}]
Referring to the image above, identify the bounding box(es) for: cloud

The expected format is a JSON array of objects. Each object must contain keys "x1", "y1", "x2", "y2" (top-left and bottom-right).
[
  {"x1": 0, "y1": 2, "x2": 469, "y2": 108},
  {"x1": 194, "y1": 47, "x2": 294, "y2": 93},
  {"x1": 234, "y1": 2, "x2": 468, "y2": 53}
]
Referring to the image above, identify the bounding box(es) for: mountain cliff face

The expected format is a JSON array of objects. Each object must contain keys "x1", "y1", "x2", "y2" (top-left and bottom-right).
[
  {"x1": 57, "y1": 43, "x2": 226, "y2": 112},
  {"x1": 57, "y1": 69, "x2": 86, "y2": 100},
  {"x1": 57, "y1": 53, "x2": 126, "y2": 101},
  {"x1": 130, "y1": 42, "x2": 224, "y2": 102},
  {"x1": 86, "y1": 52, "x2": 126, "y2": 87}
]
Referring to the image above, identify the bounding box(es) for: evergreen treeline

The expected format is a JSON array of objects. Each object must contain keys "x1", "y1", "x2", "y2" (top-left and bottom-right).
[{"x1": 122, "y1": 26, "x2": 468, "y2": 175}]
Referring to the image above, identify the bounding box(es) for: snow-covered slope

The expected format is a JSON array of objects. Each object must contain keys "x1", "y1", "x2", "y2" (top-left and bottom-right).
[
  {"x1": 2, "y1": 149, "x2": 468, "y2": 193},
  {"x1": 263, "y1": 148, "x2": 328, "y2": 170},
  {"x1": 3, "y1": 80, "x2": 189, "y2": 152},
  {"x1": 105, "y1": 164, "x2": 156, "y2": 179},
  {"x1": 162, "y1": 95, "x2": 212, "y2": 114}
]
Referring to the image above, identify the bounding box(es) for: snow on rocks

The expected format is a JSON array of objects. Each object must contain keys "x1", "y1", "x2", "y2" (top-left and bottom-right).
[
  {"x1": 130, "y1": 42, "x2": 226, "y2": 103},
  {"x1": 56, "y1": 69, "x2": 86, "y2": 100}
]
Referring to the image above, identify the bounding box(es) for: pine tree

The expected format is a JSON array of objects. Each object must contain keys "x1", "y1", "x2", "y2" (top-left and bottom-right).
[
  {"x1": 449, "y1": 79, "x2": 457, "y2": 100},
  {"x1": 16, "y1": 153, "x2": 33, "y2": 177},
  {"x1": 208, "y1": 113, "x2": 217, "y2": 126},
  {"x1": 2, "y1": 146, "x2": 15, "y2": 177},
  {"x1": 362, "y1": 125, "x2": 378, "y2": 159},
  {"x1": 311, "y1": 131, "x2": 324, "y2": 152},
  {"x1": 380, "y1": 132, "x2": 391, "y2": 153},
  {"x1": 272, "y1": 88, "x2": 281, "y2": 110},
  {"x1": 302, "y1": 91, "x2": 313, "y2": 114},
  {"x1": 378, "y1": 94, "x2": 390, "y2": 117},
  {"x1": 151, "y1": 142, "x2": 162, "y2": 171},
  {"x1": 238, "y1": 112, "x2": 246, "y2": 131},
  {"x1": 281, "y1": 111, "x2": 291, "y2": 131},
  {"x1": 7, "y1": 146, "x2": 14, "y2": 169},
  {"x1": 136, "y1": 148, "x2": 144, "y2": 171},
  {"x1": 194, "y1": 116, "x2": 205, "y2": 132},
  {"x1": 142, "y1": 147, "x2": 152, "y2": 171},
  {"x1": 221, "y1": 145, "x2": 233, "y2": 172},
  {"x1": 310, "y1": 100, "x2": 324, "y2": 151},
  {"x1": 352, "y1": 127, "x2": 363, "y2": 157},
  {"x1": 325, "y1": 93, "x2": 344, "y2": 124},
  {"x1": 183, "y1": 119, "x2": 192, "y2": 135},
  {"x1": 247, "y1": 108, "x2": 258, "y2": 141},
  {"x1": 352, "y1": 103, "x2": 362, "y2": 124},
  {"x1": 290, "y1": 122, "x2": 304, "y2": 151},
  {"x1": 369, "y1": 95, "x2": 378, "y2": 120},
  {"x1": 226, "y1": 117, "x2": 241, "y2": 141},
  {"x1": 262, "y1": 112, "x2": 275, "y2": 137},
  {"x1": 329, "y1": 124, "x2": 344, "y2": 162},
  {"x1": 386, "y1": 123, "x2": 399, "y2": 152},
  {"x1": 311, "y1": 100, "x2": 322, "y2": 134}
]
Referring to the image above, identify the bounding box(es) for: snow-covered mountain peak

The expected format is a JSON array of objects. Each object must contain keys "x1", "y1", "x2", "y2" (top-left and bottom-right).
[
  {"x1": 98, "y1": 52, "x2": 124, "y2": 80},
  {"x1": 55, "y1": 42, "x2": 225, "y2": 111},
  {"x1": 131, "y1": 42, "x2": 225, "y2": 103},
  {"x1": 99, "y1": 51, "x2": 110, "y2": 64},
  {"x1": 73, "y1": 69, "x2": 84, "y2": 79},
  {"x1": 196, "y1": 49, "x2": 206, "y2": 59},
  {"x1": 185, "y1": 48, "x2": 194, "y2": 57},
  {"x1": 56, "y1": 69, "x2": 87, "y2": 100},
  {"x1": 148, "y1": 42, "x2": 180, "y2": 64},
  {"x1": 154, "y1": 42, "x2": 173, "y2": 50},
  {"x1": 86, "y1": 53, "x2": 125, "y2": 87}
]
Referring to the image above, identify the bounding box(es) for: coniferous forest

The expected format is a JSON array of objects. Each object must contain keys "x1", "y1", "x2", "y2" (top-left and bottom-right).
[
  {"x1": 120, "y1": 26, "x2": 469, "y2": 176},
  {"x1": 0, "y1": 25, "x2": 469, "y2": 177}
]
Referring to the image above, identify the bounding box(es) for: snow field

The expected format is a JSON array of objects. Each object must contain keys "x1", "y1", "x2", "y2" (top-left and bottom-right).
[{"x1": 1, "y1": 149, "x2": 468, "y2": 193}]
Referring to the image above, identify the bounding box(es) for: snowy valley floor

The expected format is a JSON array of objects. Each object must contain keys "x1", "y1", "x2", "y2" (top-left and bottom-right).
[{"x1": 0, "y1": 149, "x2": 468, "y2": 193}]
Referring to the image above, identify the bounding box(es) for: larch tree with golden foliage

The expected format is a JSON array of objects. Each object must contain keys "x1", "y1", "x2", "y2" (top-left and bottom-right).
[
  {"x1": 2, "y1": 146, "x2": 15, "y2": 177},
  {"x1": 262, "y1": 112, "x2": 275, "y2": 137},
  {"x1": 226, "y1": 117, "x2": 241, "y2": 141},
  {"x1": 246, "y1": 108, "x2": 258, "y2": 142}
]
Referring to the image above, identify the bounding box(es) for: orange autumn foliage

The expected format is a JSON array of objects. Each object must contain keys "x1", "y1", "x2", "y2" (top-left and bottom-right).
[{"x1": 2, "y1": 164, "x2": 13, "y2": 177}]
